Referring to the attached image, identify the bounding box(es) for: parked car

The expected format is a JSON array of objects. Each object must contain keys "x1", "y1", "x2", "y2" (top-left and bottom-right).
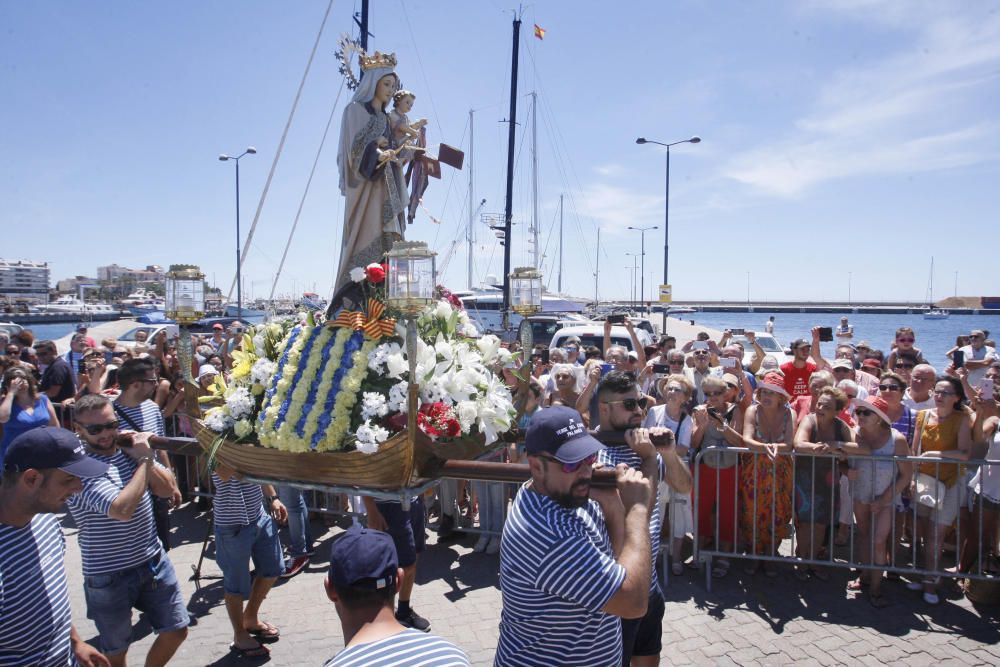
[
  {"x1": 730, "y1": 333, "x2": 793, "y2": 366},
  {"x1": 516, "y1": 314, "x2": 593, "y2": 348},
  {"x1": 117, "y1": 324, "x2": 180, "y2": 349},
  {"x1": 0, "y1": 322, "x2": 24, "y2": 338},
  {"x1": 550, "y1": 324, "x2": 654, "y2": 356}
]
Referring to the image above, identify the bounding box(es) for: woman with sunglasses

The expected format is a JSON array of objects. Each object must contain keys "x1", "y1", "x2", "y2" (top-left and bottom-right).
[
  {"x1": 645, "y1": 374, "x2": 695, "y2": 575},
  {"x1": 691, "y1": 375, "x2": 744, "y2": 577},
  {"x1": 792, "y1": 386, "x2": 853, "y2": 580},
  {"x1": 0, "y1": 367, "x2": 59, "y2": 461},
  {"x1": 848, "y1": 396, "x2": 909, "y2": 607},
  {"x1": 739, "y1": 373, "x2": 795, "y2": 576},
  {"x1": 886, "y1": 327, "x2": 925, "y2": 370},
  {"x1": 908, "y1": 376, "x2": 973, "y2": 604}
]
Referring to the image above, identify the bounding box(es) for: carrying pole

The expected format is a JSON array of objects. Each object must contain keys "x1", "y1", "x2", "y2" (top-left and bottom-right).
[{"x1": 501, "y1": 16, "x2": 521, "y2": 330}]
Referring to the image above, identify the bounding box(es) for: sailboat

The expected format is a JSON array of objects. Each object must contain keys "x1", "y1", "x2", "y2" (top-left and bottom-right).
[{"x1": 923, "y1": 257, "x2": 950, "y2": 320}]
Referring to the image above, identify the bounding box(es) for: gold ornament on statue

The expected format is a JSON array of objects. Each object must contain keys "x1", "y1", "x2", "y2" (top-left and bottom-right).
[{"x1": 360, "y1": 51, "x2": 397, "y2": 71}]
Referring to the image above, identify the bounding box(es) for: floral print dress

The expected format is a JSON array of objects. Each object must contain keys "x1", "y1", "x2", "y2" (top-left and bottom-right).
[{"x1": 739, "y1": 407, "x2": 794, "y2": 555}]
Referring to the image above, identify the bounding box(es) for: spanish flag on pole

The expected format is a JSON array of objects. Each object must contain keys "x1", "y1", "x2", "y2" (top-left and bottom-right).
[{"x1": 533, "y1": 24, "x2": 545, "y2": 40}]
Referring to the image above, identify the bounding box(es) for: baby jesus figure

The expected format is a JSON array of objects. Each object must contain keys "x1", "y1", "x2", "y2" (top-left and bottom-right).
[{"x1": 388, "y1": 89, "x2": 427, "y2": 154}]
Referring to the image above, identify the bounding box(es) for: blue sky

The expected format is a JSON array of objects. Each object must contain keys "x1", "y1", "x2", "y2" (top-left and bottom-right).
[{"x1": 3, "y1": 1, "x2": 998, "y2": 304}]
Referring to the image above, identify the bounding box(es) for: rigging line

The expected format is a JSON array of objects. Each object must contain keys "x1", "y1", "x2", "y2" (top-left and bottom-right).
[
  {"x1": 226, "y1": 0, "x2": 336, "y2": 302},
  {"x1": 268, "y1": 78, "x2": 346, "y2": 303},
  {"x1": 430, "y1": 118, "x2": 468, "y2": 249},
  {"x1": 522, "y1": 46, "x2": 599, "y2": 277},
  {"x1": 397, "y1": 0, "x2": 445, "y2": 139},
  {"x1": 539, "y1": 204, "x2": 559, "y2": 289}
]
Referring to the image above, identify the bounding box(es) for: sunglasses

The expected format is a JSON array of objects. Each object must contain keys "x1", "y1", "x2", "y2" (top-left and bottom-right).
[
  {"x1": 603, "y1": 397, "x2": 649, "y2": 411},
  {"x1": 833, "y1": 367, "x2": 852, "y2": 373},
  {"x1": 894, "y1": 363, "x2": 915, "y2": 370},
  {"x1": 854, "y1": 408, "x2": 873, "y2": 417},
  {"x1": 693, "y1": 350, "x2": 710, "y2": 356},
  {"x1": 879, "y1": 384, "x2": 901, "y2": 392},
  {"x1": 78, "y1": 420, "x2": 120, "y2": 435},
  {"x1": 665, "y1": 386, "x2": 686, "y2": 394},
  {"x1": 897, "y1": 337, "x2": 914, "y2": 343},
  {"x1": 538, "y1": 452, "x2": 598, "y2": 473},
  {"x1": 704, "y1": 390, "x2": 725, "y2": 398}
]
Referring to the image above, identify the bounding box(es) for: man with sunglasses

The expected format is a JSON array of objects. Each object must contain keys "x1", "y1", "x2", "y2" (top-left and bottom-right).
[
  {"x1": 959, "y1": 329, "x2": 997, "y2": 386},
  {"x1": 596, "y1": 371, "x2": 687, "y2": 667},
  {"x1": 684, "y1": 342, "x2": 715, "y2": 406},
  {"x1": 496, "y1": 406, "x2": 655, "y2": 667},
  {"x1": 113, "y1": 358, "x2": 178, "y2": 551},
  {"x1": 66, "y1": 394, "x2": 189, "y2": 666}
]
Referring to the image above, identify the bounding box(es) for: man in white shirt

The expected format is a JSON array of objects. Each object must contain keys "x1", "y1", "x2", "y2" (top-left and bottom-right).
[
  {"x1": 959, "y1": 329, "x2": 997, "y2": 385},
  {"x1": 903, "y1": 364, "x2": 937, "y2": 410}
]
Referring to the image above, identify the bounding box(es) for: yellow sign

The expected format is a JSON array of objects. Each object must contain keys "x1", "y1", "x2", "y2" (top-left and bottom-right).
[{"x1": 659, "y1": 284, "x2": 672, "y2": 303}]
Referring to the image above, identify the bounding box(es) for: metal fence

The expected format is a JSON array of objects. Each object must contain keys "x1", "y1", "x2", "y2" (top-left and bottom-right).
[{"x1": 692, "y1": 446, "x2": 1000, "y2": 591}]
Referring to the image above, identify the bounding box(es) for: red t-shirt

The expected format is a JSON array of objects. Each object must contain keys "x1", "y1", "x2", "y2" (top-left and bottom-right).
[{"x1": 780, "y1": 361, "x2": 816, "y2": 398}]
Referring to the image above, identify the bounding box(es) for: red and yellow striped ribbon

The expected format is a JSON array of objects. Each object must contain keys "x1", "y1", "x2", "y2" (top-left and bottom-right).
[{"x1": 329, "y1": 298, "x2": 396, "y2": 340}]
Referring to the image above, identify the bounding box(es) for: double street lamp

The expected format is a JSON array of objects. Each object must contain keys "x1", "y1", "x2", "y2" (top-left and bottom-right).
[
  {"x1": 219, "y1": 147, "x2": 257, "y2": 320},
  {"x1": 626, "y1": 225, "x2": 657, "y2": 313},
  {"x1": 635, "y1": 135, "x2": 700, "y2": 330}
]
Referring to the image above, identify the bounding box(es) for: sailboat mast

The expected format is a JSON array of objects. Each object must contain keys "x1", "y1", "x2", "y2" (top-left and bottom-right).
[
  {"x1": 594, "y1": 227, "x2": 600, "y2": 306},
  {"x1": 468, "y1": 108, "x2": 475, "y2": 290},
  {"x1": 558, "y1": 194, "x2": 563, "y2": 293},
  {"x1": 531, "y1": 91, "x2": 539, "y2": 269},
  {"x1": 501, "y1": 16, "x2": 521, "y2": 330}
]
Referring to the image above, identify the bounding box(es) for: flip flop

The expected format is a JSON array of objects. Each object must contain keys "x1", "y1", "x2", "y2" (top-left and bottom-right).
[
  {"x1": 230, "y1": 642, "x2": 270, "y2": 658},
  {"x1": 246, "y1": 622, "x2": 280, "y2": 643}
]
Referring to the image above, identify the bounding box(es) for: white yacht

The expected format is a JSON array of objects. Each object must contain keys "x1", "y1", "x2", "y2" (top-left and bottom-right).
[
  {"x1": 31, "y1": 296, "x2": 116, "y2": 315},
  {"x1": 453, "y1": 287, "x2": 589, "y2": 336}
]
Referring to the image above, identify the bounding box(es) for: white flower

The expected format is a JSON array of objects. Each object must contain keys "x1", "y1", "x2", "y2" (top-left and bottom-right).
[
  {"x1": 360, "y1": 392, "x2": 389, "y2": 420},
  {"x1": 349, "y1": 267, "x2": 367, "y2": 283},
  {"x1": 388, "y1": 381, "x2": 410, "y2": 413},
  {"x1": 497, "y1": 348, "x2": 514, "y2": 367},
  {"x1": 460, "y1": 322, "x2": 480, "y2": 338},
  {"x1": 204, "y1": 407, "x2": 234, "y2": 433},
  {"x1": 385, "y1": 352, "x2": 408, "y2": 379},
  {"x1": 224, "y1": 387, "x2": 254, "y2": 421},
  {"x1": 253, "y1": 334, "x2": 266, "y2": 356},
  {"x1": 476, "y1": 335, "x2": 501, "y2": 363},
  {"x1": 456, "y1": 400, "x2": 478, "y2": 432},
  {"x1": 434, "y1": 299, "x2": 453, "y2": 321},
  {"x1": 355, "y1": 419, "x2": 390, "y2": 454},
  {"x1": 233, "y1": 419, "x2": 253, "y2": 438},
  {"x1": 250, "y1": 358, "x2": 277, "y2": 385}
]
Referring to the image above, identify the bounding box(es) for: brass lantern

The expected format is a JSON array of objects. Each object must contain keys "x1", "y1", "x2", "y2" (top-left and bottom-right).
[
  {"x1": 510, "y1": 267, "x2": 543, "y2": 316},
  {"x1": 164, "y1": 264, "x2": 205, "y2": 325},
  {"x1": 386, "y1": 241, "x2": 436, "y2": 317}
]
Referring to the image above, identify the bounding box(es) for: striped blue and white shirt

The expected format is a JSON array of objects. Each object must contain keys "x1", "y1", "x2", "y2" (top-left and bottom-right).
[
  {"x1": 0, "y1": 514, "x2": 76, "y2": 667},
  {"x1": 597, "y1": 445, "x2": 665, "y2": 596},
  {"x1": 66, "y1": 450, "x2": 163, "y2": 576},
  {"x1": 496, "y1": 484, "x2": 626, "y2": 667},
  {"x1": 113, "y1": 400, "x2": 165, "y2": 437},
  {"x1": 211, "y1": 474, "x2": 266, "y2": 527},
  {"x1": 324, "y1": 628, "x2": 469, "y2": 667}
]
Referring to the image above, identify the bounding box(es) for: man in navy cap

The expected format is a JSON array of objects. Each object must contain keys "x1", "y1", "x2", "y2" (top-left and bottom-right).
[
  {"x1": 495, "y1": 405, "x2": 656, "y2": 667},
  {"x1": 323, "y1": 525, "x2": 469, "y2": 666},
  {"x1": 0, "y1": 427, "x2": 110, "y2": 666}
]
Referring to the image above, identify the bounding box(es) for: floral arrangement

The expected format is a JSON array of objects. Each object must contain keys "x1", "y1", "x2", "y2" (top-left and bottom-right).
[
  {"x1": 200, "y1": 319, "x2": 298, "y2": 441},
  {"x1": 203, "y1": 263, "x2": 517, "y2": 458}
]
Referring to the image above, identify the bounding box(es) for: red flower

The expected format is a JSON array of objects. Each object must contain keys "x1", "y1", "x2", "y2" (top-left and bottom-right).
[{"x1": 365, "y1": 263, "x2": 386, "y2": 284}]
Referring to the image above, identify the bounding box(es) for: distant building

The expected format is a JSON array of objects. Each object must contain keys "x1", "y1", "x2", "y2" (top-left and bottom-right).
[
  {"x1": 97, "y1": 264, "x2": 165, "y2": 283},
  {"x1": 56, "y1": 275, "x2": 99, "y2": 293},
  {"x1": 0, "y1": 259, "x2": 50, "y2": 304}
]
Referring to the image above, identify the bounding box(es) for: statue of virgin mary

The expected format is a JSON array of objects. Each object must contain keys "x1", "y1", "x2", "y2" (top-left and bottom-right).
[{"x1": 334, "y1": 53, "x2": 408, "y2": 291}]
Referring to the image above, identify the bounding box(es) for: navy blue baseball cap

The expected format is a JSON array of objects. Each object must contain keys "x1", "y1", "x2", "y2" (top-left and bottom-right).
[
  {"x1": 328, "y1": 525, "x2": 398, "y2": 590},
  {"x1": 3, "y1": 427, "x2": 108, "y2": 478},
  {"x1": 524, "y1": 405, "x2": 605, "y2": 463}
]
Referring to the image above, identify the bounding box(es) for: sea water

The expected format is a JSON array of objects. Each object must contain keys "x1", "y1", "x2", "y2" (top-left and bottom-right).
[{"x1": 681, "y1": 311, "x2": 997, "y2": 369}]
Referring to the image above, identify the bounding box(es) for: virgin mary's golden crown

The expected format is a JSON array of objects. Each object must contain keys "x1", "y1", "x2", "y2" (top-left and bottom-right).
[{"x1": 360, "y1": 51, "x2": 397, "y2": 71}]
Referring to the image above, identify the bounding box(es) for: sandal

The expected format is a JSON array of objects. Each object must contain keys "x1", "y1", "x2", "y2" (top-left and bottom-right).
[
  {"x1": 246, "y1": 622, "x2": 280, "y2": 643},
  {"x1": 230, "y1": 642, "x2": 270, "y2": 658},
  {"x1": 847, "y1": 578, "x2": 869, "y2": 591},
  {"x1": 711, "y1": 559, "x2": 731, "y2": 578}
]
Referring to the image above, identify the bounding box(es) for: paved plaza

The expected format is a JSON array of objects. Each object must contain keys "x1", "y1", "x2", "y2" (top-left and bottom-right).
[{"x1": 61, "y1": 503, "x2": 1000, "y2": 666}]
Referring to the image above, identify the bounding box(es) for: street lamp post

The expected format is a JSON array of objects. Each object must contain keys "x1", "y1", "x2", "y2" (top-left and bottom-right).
[
  {"x1": 635, "y1": 135, "x2": 700, "y2": 330},
  {"x1": 627, "y1": 225, "x2": 657, "y2": 314},
  {"x1": 219, "y1": 147, "x2": 257, "y2": 320},
  {"x1": 625, "y1": 252, "x2": 640, "y2": 309}
]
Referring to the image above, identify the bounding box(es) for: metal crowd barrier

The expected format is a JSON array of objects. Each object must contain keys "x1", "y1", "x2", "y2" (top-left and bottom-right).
[{"x1": 693, "y1": 446, "x2": 1000, "y2": 592}]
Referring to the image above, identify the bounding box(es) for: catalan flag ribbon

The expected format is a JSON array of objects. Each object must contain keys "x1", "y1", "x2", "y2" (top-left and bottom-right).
[
  {"x1": 329, "y1": 299, "x2": 397, "y2": 340},
  {"x1": 533, "y1": 24, "x2": 545, "y2": 40}
]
